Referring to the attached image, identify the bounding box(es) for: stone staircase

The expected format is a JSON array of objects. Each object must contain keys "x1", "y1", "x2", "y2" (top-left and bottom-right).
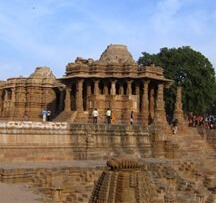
[
  {"x1": 74, "y1": 111, "x2": 92, "y2": 124},
  {"x1": 171, "y1": 127, "x2": 216, "y2": 173},
  {"x1": 54, "y1": 111, "x2": 148, "y2": 125},
  {"x1": 172, "y1": 128, "x2": 216, "y2": 159},
  {"x1": 53, "y1": 111, "x2": 77, "y2": 122}
]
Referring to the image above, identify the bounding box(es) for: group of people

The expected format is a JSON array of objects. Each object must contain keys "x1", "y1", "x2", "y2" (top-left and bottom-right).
[
  {"x1": 188, "y1": 113, "x2": 216, "y2": 129},
  {"x1": 92, "y1": 108, "x2": 134, "y2": 125},
  {"x1": 92, "y1": 108, "x2": 113, "y2": 124},
  {"x1": 41, "y1": 108, "x2": 52, "y2": 122}
]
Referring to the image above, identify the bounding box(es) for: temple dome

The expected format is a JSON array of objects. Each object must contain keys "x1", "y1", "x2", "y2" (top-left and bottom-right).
[
  {"x1": 29, "y1": 67, "x2": 56, "y2": 79},
  {"x1": 99, "y1": 44, "x2": 135, "y2": 64}
]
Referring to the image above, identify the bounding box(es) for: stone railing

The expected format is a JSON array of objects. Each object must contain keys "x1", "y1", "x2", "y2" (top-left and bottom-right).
[{"x1": 0, "y1": 121, "x2": 68, "y2": 129}]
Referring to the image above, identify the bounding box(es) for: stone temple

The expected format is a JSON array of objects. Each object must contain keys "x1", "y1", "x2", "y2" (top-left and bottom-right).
[
  {"x1": 0, "y1": 44, "x2": 215, "y2": 203},
  {"x1": 0, "y1": 44, "x2": 172, "y2": 126}
]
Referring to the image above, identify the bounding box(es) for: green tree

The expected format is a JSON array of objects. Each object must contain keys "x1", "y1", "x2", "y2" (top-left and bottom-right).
[{"x1": 138, "y1": 46, "x2": 216, "y2": 115}]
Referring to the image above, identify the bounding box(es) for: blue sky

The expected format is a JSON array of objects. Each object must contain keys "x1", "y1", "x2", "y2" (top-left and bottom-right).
[{"x1": 0, "y1": 0, "x2": 215, "y2": 80}]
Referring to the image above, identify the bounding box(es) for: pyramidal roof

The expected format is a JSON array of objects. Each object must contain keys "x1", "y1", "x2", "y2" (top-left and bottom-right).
[
  {"x1": 99, "y1": 44, "x2": 135, "y2": 64},
  {"x1": 89, "y1": 158, "x2": 158, "y2": 203},
  {"x1": 29, "y1": 67, "x2": 56, "y2": 79}
]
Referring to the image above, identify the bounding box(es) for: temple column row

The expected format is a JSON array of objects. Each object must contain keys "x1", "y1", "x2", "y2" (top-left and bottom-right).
[
  {"x1": 92, "y1": 79, "x2": 140, "y2": 96},
  {"x1": 63, "y1": 79, "x2": 167, "y2": 125}
]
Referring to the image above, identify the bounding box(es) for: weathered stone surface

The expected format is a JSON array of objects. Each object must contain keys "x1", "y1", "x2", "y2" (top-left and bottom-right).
[
  {"x1": 0, "y1": 44, "x2": 215, "y2": 203},
  {"x1": 0, "y1": 44, "x2": 173, "y2": 130},
  {"x1": 89, "y1": 158, "x2": 158, "y2": 203},
  {"x1": 0, "y1": 122, "x2": 153, "y2": 162},
  {"x1": 0, "y1": 67, "x2": 64, "y2": 121},
  {"x1": 99, "y1": 44, "x2": 136, "y2": 64}
]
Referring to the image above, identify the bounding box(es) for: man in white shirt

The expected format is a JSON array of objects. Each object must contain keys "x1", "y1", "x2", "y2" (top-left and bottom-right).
[
  {"x1": 106, "y1": 108, "x2": 112, "y2": 124},
  {"x1": 92, "y1": 108, "x2": 99, "y2": 124}
]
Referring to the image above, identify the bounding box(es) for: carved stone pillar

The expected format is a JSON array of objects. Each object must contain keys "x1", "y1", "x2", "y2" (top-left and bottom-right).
[
  {"x1": 135, "y1": 84, "x2": 140, "y2": 111},
  {"x1": 11, "y1": 88, "x2": 15, "y2": 109},
  {"x1": 126, "y1": 80, "x2": 132, "y2": 95},
  {"x1": 149, "y1": 87, "x2": 155, "y2": 119},
  {"x1": 5, "y1": 90, "x2": 8, "y2": 106},
  {"x1": 59, "y1": 88, "x2": 64, "y2": 111},
  {"x1": 10, "y1": 88, "x2": 16, "y2": 118},
  {"x1": 111, "y1": 80, "x2": 116, "y2": 95},
  {"x1": 11, "y1": 88, "x2": 16, "y2": 103},
  {"x1": 6, "y1": 89, "x2": 12, "y2": 117},
  {"x1": 119, "y1": 85, "x2": 124, "y2": 95},
  {"x1": 94, "y1": 79, "x2": 100, "y2": 95},
  {"x1": 104, "y1": 85, "x2": 109, "y2": 95},
  {"x1": 142, "y1": 80, "x2": 149, "y2": 124},
  {"x1": 173, "y1": 86, "x2": 184, "y2": 122},
  {"x1": 154, "y1": 83, "x2": 167, "y2": 126},
  {"x1": 135, "y1": 84, "x2": 140, "y2": 95},
  {"x1": 76, "y1": 79, "x2": 84, "y2": 112},
  {"x1": 87, "y1": 83, "x2": 92, "y2": 97},
  {"x1": 64, "y1": 87, "x2": 71, "y2": 112},
  {"x1": 86, "y1": 83, "x2": 92, "y2": 111}
]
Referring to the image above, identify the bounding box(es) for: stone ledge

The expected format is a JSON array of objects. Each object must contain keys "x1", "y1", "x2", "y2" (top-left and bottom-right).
[{"x1": 0, "y1": 122, "x2": 68, "y2": 129}]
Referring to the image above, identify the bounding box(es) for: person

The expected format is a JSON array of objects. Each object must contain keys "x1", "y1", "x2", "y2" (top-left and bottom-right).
[
  {"x1": 130, "y1": 111, "x2": 134, "y2": 125},
  {"x1": 42, "y1": 108, "x2": 48, "y2": 122},
  {"x1": 106, "y1": 108, "x2": 112, "y2": 124},
  {"x1": 92, "y1": 108, "x2": 99, "y2": 124},
  {"x1": 47, "y1": 110, "x2": 51, "y2": 121},
  {"x1": 171, "y1": 118, "x2": 178, "y2": 134}
]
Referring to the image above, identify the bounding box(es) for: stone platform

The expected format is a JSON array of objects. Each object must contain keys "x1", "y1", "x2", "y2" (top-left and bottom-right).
[
  {"x1": 0, "y1": 121, "x2": 159, "y2": 162},
  {"x1": 0, "y1": 121, "x2": 215, "y2": 202}
]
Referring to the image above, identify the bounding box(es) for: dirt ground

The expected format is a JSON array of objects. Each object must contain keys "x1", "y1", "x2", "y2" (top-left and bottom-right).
[{"x1": 0, "y1": 182, "x2": 42, "y2": 203}]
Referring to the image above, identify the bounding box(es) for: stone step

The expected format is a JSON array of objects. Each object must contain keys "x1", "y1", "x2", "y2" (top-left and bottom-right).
[{"x1": 53, "y1": 111, "x2": 77, "y2": 122}]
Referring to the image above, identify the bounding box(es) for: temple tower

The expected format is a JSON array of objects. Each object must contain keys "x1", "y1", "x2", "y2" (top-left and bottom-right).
[
  {"x1": 89, "y1": 158, "x2": 159, "y2": 203},
  {"x1": 60, "y1": 44, "x2": 173, "y2": 126}
]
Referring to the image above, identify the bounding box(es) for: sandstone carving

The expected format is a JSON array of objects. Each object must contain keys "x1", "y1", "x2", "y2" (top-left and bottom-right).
[
  {"x1": 0, "y1": 44, "x2": 173, "y2": 129},
  {"x1": 0, "y1": 44, "x2": 214, "y2": 203}
]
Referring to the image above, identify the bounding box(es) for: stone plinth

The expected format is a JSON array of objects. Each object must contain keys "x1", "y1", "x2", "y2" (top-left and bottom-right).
[{"x1": 0, "y1": 122, "x2": 155, "y2": 162}]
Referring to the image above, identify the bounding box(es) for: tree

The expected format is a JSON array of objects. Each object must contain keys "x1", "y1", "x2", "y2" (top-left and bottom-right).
[{"x1": 138, "y1": 46, "x2": 216, "y2": 115}]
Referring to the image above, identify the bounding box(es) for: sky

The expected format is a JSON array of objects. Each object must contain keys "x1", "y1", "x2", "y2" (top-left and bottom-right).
[{"x1": 0, "y1": 0, "x2": 215, "y2": 80}]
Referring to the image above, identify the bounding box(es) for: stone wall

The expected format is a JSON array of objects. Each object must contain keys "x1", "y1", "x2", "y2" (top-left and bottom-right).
[
  {"x1": 0, "y1": 67, "x2": 64, "y2": 121},
  {"x1": 0, "y1": 121, "x2": 169, "y2": 162},
  {"x1": 0, "y1": 166, "x2": 103, "y2": 203},
  {"x1": 1, "y1": 159, "x2": 215, "y2": 203}
]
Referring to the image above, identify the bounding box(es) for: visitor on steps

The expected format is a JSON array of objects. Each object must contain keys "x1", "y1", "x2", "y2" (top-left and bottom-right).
[
  {"x1": 130, "y1": 111, "x2": 134, "y2": 125},
  {"x1": 47, "y1": 110, "x2": 51, "y2": 121},
  {"x1": 106, "y1": 108, "x2": 112, "y2": 124},
  {"x1": 92, "y1": 108, "x2": 99, "y2": 124},
  {"x1": 172, "y1": 118, "x2": 178, "y2": 134},
  {"x1": 42, "y1": 108, "x2": 48, "y2": 122}
]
